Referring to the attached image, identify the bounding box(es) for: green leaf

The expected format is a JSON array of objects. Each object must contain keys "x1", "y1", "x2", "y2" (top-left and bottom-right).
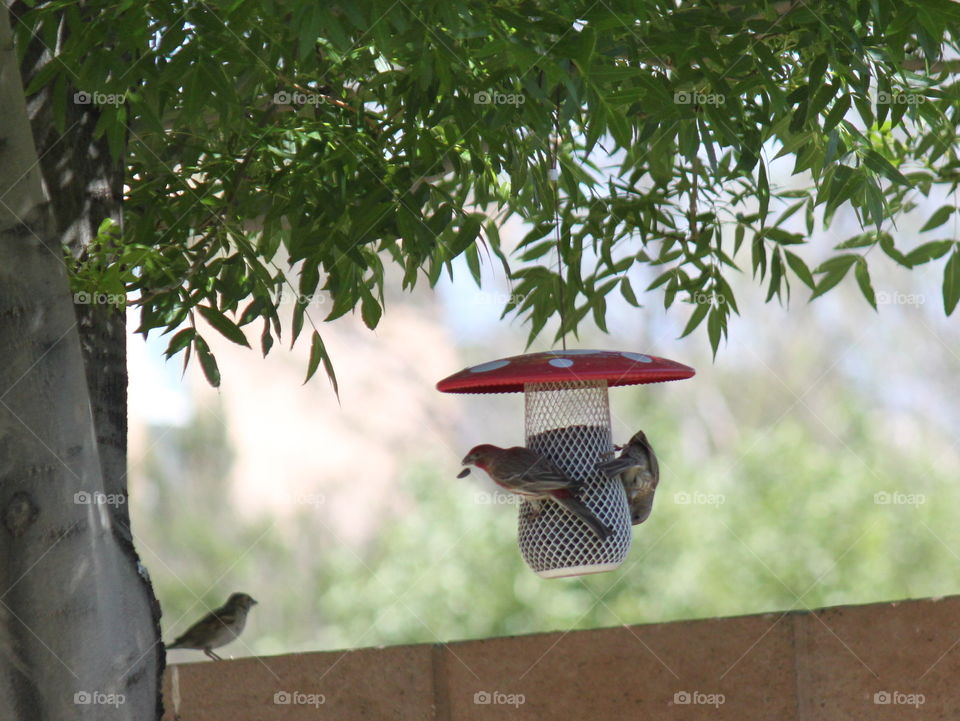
[
  {"x1": 591, "y1": 293, "x2": 608, "y2": 333},
  {"x1": 291, "y1": 298, "x2": 306, "y2": 347},
  {"x1": 620, "y1": 277, "x2": 640, "y2": 307},
  {"x1": 607, "y1": 104, "x2": 632, "y2": 147},
  {"x1": 775, "y1": 199, "x2": 806, "y2": 226},
  {"x1": 520, "y1": 240, "x2": 557, "y2": 262},
  {"x1": 194, "y1": 336, "x2": 221, "y2": 387},
  {"x1": 765, "y1": 227, "x2": 804, "y2": 245},
  {"x1": 784, "y1": 250, "x2": 815, "y2": 289},
  {"x1": 906, "y1": 240, "x2": 954, "y2": 266},
  {"x1": 861, "y1": 149, "x2": 909, "y2": 185},
  {"x1": 765, "y1": 249, "x2": 783, "y2": 302},
  {"x1": 879, "y1": 233, "x2": 911, "y2": 268},
  {"x1": 835, "y1": 233, "x2": 876, "y2": 249},
  {"x1": 197, "y1": 305, "x2": 250, "y2": 347},
  {"x1": 751, "y1": 233, "x2": 767, "y2": 279},
  {"x1": 944, "y1": 248, "x2": 960, "y2": 315},
  {"x1": 360, "y1": 291, "x2": 382, "y2": 329},
  {"x1": 261, "y1": 324, "x2": 274, "y2": 356},
  {"x1": 707, "y1": 307, "x2": 723, "y2": 358},
  {"x1": 808, "y1": 55, "x2": 828, "y2": 90},
  {"x1": 679, "y1": 300, "x2": 709, "y2": 339},
  {"x1": 305, "y1": 330, "x2": 340, "y2": 398},
  {"x1": 920, "y1": 205, "x2": 955, "y2": 233},
  {"x1": 164, "y1": 328, "x2": 196, "y2": 358},
  {"x1": 811, "y1": 254, "x2": 858, "y2": 300},
  {"x1": 854, "y1": 258, "x2": 876, "y2": 309},
  {"x1": 734, "y1": 223, "x2": 746, "y2": 254},
  {"x1": 757, "y1": 162, "x2": 769, "y2": 220},
  {"x1": 823, "y1": 95, "x2": 850, "y2": 132},
  {"x1": 449, "y1": 214, "x2": 484, "y2": 256}
]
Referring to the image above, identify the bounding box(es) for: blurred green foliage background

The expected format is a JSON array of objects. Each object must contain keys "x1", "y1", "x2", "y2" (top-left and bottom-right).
[{"x1": 133, "y1": 287, "x2": 960, "y2": 658}]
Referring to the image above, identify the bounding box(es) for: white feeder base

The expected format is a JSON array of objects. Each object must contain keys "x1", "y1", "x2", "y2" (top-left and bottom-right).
[{"x1": 536, "y1": 562, "x2": 625, "y2": 579}]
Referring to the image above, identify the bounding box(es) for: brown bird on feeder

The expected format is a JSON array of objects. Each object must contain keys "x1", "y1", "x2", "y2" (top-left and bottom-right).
[
  {"x1": 598, "y1": 430, "x2": 660, "y2": 525},
  {"x1": 459, "y1": 444, "x2": 613, "y2": 540}
]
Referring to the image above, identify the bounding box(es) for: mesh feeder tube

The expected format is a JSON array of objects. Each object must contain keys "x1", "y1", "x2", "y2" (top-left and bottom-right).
[{"x1": 438, "y1": 350, "x2": 695, "y2": 578}]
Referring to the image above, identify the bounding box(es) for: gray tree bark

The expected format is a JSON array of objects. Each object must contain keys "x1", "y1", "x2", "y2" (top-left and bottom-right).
[{"x1": 0, "y1": 8, "x2": 160, "y2": 720}]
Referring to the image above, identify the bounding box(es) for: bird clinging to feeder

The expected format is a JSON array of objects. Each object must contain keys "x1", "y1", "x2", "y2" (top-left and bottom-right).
[
  {"x1": 438, "y1": 350, "x2": 694, "y2": 578},
  {"x1": 598, "y1": 430, "x2": 660, "y2": 525}
]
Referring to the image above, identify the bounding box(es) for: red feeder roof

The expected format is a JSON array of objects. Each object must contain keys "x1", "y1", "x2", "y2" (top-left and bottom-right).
[{"x1": 436, "y1": 350, "x2": 695, "y2": 394}]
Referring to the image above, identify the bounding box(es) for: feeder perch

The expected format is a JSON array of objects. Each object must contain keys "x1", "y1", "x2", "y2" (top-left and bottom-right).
[{"x1": 438, "y1": 350, "x2": 695, "y2": 578}]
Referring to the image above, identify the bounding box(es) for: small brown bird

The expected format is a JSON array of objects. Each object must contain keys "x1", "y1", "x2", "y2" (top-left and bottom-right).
[
  {"x1": 598, "y1": 430, "x2": 660, "y2": 525},
  {"x1": 460, "y1": 444, "x2": 612, "y2": 540},
  {"x1": 167, "y1": 592, "x2": 258, "y2": 660}
]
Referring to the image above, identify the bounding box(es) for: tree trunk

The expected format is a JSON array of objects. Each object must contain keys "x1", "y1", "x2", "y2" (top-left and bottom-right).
[{"x1": 0, "y1": 9, "x2": 160, "y2": 720}]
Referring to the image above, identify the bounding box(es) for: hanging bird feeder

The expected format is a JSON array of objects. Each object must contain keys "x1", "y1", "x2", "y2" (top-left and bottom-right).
[{"x1": 438, "y1": 350, "x2": 694, "y2": 578}]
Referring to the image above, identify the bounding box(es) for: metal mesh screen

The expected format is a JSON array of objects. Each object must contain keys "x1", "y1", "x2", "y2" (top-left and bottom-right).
[{"x1": 519, "y1": 381, "x2": 631, "y2": 577}]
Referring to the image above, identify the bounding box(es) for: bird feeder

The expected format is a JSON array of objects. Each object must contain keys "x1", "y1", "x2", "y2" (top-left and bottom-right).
[{"x1": 438, "y1": 349, "x2": 695, "y2": 578}]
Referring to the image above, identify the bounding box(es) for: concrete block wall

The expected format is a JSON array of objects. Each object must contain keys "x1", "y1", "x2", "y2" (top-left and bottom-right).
[{"x1": 163, "y1": 595, "x2": 960, "y2": 720}]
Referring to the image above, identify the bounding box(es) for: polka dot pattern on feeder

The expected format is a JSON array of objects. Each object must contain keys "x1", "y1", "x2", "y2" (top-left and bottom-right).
[
  {"x1": 469, "y1": 359, "x2": 511, "y2": 373},
  {"x1": 548, "y1": 358, "x2": 574, "y2": 368}
]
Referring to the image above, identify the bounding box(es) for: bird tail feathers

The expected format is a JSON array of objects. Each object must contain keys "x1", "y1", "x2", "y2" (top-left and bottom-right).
[{"x1": 553, "y1": 493, "x2": 612, "y2": 540}]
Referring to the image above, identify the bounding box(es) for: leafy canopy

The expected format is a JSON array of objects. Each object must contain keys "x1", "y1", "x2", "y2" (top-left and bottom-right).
[{"x1": 15, "y1": 0, "x2": 960, "y2": 386}]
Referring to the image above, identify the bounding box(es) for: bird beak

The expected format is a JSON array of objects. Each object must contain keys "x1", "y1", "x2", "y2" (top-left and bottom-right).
[{"x1": 456, "y1": 468, "x2": 471, "y2": 479}]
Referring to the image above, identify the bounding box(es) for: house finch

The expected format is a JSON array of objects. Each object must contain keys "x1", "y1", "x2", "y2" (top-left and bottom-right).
[
  {"x1": 597, "y1": 430, "x2": 660, "y2": 525},
  {"x1": 167, "y1": 592, "x2": 258, "y2": 660},
  {"x1": 460, "y1": 444, "x2": 612, "y2": 540}
]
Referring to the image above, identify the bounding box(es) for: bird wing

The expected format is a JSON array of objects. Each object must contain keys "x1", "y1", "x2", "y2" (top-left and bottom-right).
[
  {"x1": 501, "y1": 447, "x2": 579, "y2": 492},
  {"x1": 640, "y1": 438, "x2": 660, "y2": 486},
  {"x1": 168, "y1": 606, "x2": 237, "y2": 648},
  {"x1": 597, "y1": 456, "x2": 639, "y2": 479},
  {"x1": 631, "y1": 491, "x2": 656, "y2": 524}
]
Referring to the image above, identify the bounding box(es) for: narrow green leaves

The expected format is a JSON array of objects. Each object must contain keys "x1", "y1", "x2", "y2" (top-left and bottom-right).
[
  {"x1": 198, "y1": 305, "x2": 250, "y2": 347},
  {"x1": 812, "y1": 254, "x2": 858, "y2": 300}
]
